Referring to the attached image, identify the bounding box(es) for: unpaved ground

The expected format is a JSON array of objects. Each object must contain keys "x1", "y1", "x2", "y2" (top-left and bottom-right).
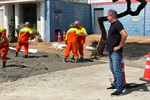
[
  {"x1": 0, "y1": 44, "x2": 102, "y2": 83},
  {"x1": 0, "y1": 63, "x2": 150, "y2": 100},
  {"x1": 0, "y1": 34, "x2": 149, "y2": 99},
  {"x1": 1, "y1": 34, "x2": 150, "y2": 84},
  {"x1": 29, "y1": 34, "x2": 150, "y2": 69}
]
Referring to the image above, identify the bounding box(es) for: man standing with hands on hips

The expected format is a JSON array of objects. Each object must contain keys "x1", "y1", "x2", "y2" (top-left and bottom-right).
[{"x1": 106, "y1": 9, "x2": 128, "y2": 96}]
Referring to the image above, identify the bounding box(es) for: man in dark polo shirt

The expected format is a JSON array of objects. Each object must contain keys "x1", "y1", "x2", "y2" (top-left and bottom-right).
[{"x1": 106, "y1": 9, "x2": 128, "y2": 96}]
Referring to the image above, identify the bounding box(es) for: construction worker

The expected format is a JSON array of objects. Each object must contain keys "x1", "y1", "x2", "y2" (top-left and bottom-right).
[
  {"x1": 0, "y1": 28, "x2": 9, "y2": 68},
  {"x1": 15, "y1": 22, "x2": 34, "y2": 58},
  {"x1": 74, "y1": 20, "x2": 87, "y2": 61},
  {"x1": 63, "y1": 23, "x2": 79, "y2": 63}
]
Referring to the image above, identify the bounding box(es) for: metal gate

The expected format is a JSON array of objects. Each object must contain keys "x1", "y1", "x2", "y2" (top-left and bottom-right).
[{"x1": 94, "y1": 8, "x2": 103, "y2": 34}]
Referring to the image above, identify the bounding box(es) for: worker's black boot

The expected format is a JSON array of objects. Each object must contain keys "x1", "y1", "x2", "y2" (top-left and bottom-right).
[
  {"x1": 15, "y1": 52, "x2": 18, "y2": 57},
  {"x1": 79, "y1": 57, "x2": 84, "y2": 62},
  {"x1": 71, "y1": 55, "x2": 75, "y2": 62},
  {"x1": 24, "y1": 55, "x2": 28, "y2": 58},
  {"x1": 74, "y1": 59, "x2": 78, "y2": 63},
  {"x1": 2, "y1": 62, "x2": 6, "y2": 68},
  {"x1": 63, "y1": 58, "x2": 67, "y2": 62}
]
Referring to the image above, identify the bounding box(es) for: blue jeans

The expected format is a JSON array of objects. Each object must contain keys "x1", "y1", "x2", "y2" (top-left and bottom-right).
[{"x1": 108, "y1": 51, "x2": 123, "y2": 91}]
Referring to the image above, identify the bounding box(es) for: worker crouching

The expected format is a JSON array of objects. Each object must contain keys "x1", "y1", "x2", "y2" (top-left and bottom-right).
[
  {"x1": 0, "y1": 28, "x2": 9, "y2": 68},
  {"x1": 15, "y1": 22, "x2": 35, "y2": 58},
  {"x1": 63, "y1": 23, "x2": 79, "y2": 63}
]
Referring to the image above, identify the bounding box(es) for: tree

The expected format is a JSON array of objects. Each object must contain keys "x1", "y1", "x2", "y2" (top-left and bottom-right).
[{"x1": 96, "y1": 0, "x2": 147, "y2": 56}]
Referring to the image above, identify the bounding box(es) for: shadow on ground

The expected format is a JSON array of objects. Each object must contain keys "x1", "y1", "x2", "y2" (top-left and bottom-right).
[{"x1": 123, "y1": 83, "x2": 150, "y2": 95}]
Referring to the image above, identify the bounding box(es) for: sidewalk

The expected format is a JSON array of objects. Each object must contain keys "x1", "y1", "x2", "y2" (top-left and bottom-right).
[{"x1": 0, "y1": 62, "x2": 149, "y2": 100}]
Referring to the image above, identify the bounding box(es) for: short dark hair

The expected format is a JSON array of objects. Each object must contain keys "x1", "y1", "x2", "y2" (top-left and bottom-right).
[{"x1": 108, "y1": 9, "x2": 118, "y2": 18}]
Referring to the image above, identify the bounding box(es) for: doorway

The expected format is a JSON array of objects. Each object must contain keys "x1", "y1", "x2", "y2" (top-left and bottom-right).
[
  {"x1": 94, "y1": 8, "x2": 104, "y2": 34},
  {"x1": 21, "y1": 3, "x2": 37, "y2": 29}
]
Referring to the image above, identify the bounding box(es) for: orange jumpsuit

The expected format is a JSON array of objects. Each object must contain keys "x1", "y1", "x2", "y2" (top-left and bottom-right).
[
  {"x1": 16, "y1": 26, "x2": 34, "y2": 55},
  {"x1": 64, "y1": 28, "x2": 79, "y2": 59},
  {"x1": 76, "y1": 24, "x2": 87, "y2": 57},
  {"x1": 0, "y1": 28, "x2": 9, "y2": 63}
]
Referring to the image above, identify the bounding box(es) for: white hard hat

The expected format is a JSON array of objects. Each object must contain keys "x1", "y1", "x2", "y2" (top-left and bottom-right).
[
  {"x1": 25, "y1": 22, "x2": 30, "y2": 26},
  {"x1": 74, "y1": 20, "x2": 80, "y2": 26}
]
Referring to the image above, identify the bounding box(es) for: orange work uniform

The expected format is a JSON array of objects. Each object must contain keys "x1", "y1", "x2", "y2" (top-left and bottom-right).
[
  {"x1": 16, "y1": 26, "x2": 34, "y2": 55},
  {"x1": 0, "y1": 28, "x2": 9, "y2": 63},
  {"x1": 64, "y1": 28, "x2": 79, "y2": 59},
  {"x1": 77, "y1": 25, "x2": 87, "y2": 58}
]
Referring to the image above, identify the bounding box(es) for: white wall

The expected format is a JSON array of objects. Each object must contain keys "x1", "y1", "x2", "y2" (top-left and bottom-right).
[
  {"x1": 0, "y1": 6, "x2": 4, "y2": 27},
  {"x1": 15, "y1": 3, "x2": 20, "y2": 28},
  {"x1": 4, "y1": 4, "x2": 14, "y2": 36},
  {"x1": 0, "y1": 1, "x2": 46, "y2": 39},
  {"x1": 36, "y1": 1, "x2": 45, "y2": 41},
  {"x1": 39, "y1": 1, "x2": 45, "y2": 41}
]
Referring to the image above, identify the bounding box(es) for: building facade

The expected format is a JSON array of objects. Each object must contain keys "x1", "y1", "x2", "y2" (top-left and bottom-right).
[
  {"x1": 0, "y1": 0, "x2": 46, "y2": 41},
  {"x1": 45, "y1": 0, "x2": 92, "y2": 42},
  {"x1": 91, "y1": 0, "x2": 150, "y2": 36},
  {"x1": 0, "y1": 0, "x2": 149, "y2": 43},
  {"x1": 0, "y1": 0, "x2": 92, "y2": 42}
]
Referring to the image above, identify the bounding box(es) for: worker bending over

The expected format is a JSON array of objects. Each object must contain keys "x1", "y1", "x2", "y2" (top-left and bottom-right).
[
  {"x1": 74, "y1": 20, "x2": 87, "y2": 62},
  {"x1": 0, "y1": 28, "x2": 9, "y2": 68},
  {"x1": 15, "y1": 22, "x2": 34, "y2": 58},
  {"x1": 63, "y1": 23, "x2": 79, "y2": 63}
]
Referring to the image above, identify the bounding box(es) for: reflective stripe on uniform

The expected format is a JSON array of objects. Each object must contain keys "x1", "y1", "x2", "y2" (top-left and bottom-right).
[
  {"x1": 0, "y1": 28, "x2": 4, "y2": 33},
  {"x1": 65, "y1": 28, "x2": 78, "y2": 41},
  {"x1": 78, "y1": 27, "x2": 87, "y2": 35},
  {"x1": 20, "y1": 28, "x2": 33, "y2": 34}
]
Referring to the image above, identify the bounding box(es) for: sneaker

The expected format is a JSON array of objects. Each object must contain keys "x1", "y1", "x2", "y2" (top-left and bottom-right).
[
  {"x1": 111, "y1": 89, "x2": 123, "y2": 96},
  {"x1": 107, "y1": 85, "x2": 116, "y2": 89}
]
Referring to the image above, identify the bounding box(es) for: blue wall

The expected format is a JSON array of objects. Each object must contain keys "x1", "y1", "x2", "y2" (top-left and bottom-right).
[
  {"x1": 145, "y1": 3, "x2": 150, "y2": 36},
  {"x1": 45, "y1": 0, "x2": 92, "y2": 42},
  {"x1": 91, "y1": 2, "x2": 150, "y2": 36}
]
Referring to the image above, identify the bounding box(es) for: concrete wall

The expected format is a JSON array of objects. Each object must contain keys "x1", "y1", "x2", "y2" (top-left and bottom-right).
[
  {"x1": 91, "y1": 2, "x2": 150, "y2": 36},
  {"x1": 45, "y1": 0, "x2": 92, "y2": 42},
  {"x1": 0, "y1": 6, "x2": 4, "y2": 27}
]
